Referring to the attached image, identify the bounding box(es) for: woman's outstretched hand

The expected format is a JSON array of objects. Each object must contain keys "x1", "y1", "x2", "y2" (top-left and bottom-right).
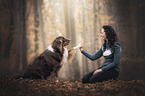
[
  {"x1": 80, "y1": 47, "x2": 83, "y2": 51},
  {"x1": 93, "y1": 69, "x2": 102, "y2": 75},
  {"x1": 79, "y1": 40, "x2": 84, "y2": 51}
]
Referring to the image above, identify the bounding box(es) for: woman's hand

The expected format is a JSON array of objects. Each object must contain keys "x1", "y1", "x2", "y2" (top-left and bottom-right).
[
  {"x1": 79, "y1": 47, "x2": 83, "y2": 51},
  {"x1": 93, "y1": 69, "x2": 102, "y2": 75},
  {"x1": 79, "y1": 40, "x2": 84, "y2": 51}
]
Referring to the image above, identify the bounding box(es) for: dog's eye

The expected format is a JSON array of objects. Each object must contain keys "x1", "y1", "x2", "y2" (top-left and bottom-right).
[
  {"x1": 63, "y1": 39, "x2": 66, "y2": 42},
  {"x1": 58, "y1": 40, "x2": 62, "y2": 44},
  {"x1": 59, "y1": 41, "x2": 61, "y2": 43}
]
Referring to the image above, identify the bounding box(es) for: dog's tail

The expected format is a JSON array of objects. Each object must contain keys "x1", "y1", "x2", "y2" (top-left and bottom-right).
[{"x1": 12, "y1": 73, "x2": 23, "y2": 79}]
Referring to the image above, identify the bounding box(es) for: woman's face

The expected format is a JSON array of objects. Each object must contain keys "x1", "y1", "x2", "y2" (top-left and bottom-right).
[{"x1": 100, "y1": 28, "x2": 108, "y2": 41}]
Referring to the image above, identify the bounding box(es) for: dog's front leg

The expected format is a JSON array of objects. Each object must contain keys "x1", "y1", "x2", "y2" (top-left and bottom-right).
[
  {"x1": 47, "y1": 71, "x2": 56, "y2": 81},
  {"x1": 68, "y1": 48, "x2": 75, "y2": 62},
  {"x1": 53, "y1": 65, "x2": 62, "y2": 82},
  {"x1": 49, "y1": 68, "x2": 59, "y2": 82},
  {"x1": 68, "y1": 42, "x2": 83, "y2": 62},
  {"x1": 52, "y1": 73, "x2": 59, "y2": 82}
]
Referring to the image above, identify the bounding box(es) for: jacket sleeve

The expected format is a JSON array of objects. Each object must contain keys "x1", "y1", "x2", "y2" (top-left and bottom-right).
[
  {"x1": 101, "y1": 42, "x2": 121, "y2": 71},
  {"x1": 81, "y1": 46, "x2": 103, "y2": 61}
]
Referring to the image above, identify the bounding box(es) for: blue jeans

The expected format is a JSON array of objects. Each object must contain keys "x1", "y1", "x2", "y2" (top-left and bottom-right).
[{"x1": 82, "y1": 69, "x2": 119, "y2": 84}]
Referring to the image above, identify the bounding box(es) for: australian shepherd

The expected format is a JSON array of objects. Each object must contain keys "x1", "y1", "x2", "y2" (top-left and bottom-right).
[{"x1": 16, "y1": 36, "x2": 80, "y2": 80}]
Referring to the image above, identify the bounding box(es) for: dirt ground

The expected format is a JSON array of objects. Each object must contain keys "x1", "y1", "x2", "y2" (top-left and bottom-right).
[{"x1": 0, "y1": 75, "x2": 145, "y2": 96}]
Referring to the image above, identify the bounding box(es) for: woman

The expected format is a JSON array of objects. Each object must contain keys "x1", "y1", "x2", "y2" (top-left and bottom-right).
[{"x1": 80, "y1": 25, "x2": 121, "y2": 83}]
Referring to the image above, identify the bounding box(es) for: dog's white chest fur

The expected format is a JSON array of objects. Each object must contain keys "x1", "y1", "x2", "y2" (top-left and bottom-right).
[
  {"x1": 47, "y1": 45, "x2": 68, "y2": 64},
  {"x1": 61, "y1": 48, "x2": 68, "y2": 64}
]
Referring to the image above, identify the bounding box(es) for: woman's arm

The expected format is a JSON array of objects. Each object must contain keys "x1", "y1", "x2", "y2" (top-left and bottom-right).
[
  {"x1": 101, "y1": 42, "x2": 121, "y2": 71},
  {"x1": 81, "y1": 47, "x2": 103, "y2": 61}
]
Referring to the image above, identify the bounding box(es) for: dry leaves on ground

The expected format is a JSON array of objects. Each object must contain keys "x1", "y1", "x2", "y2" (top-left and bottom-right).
[{"x1": 0, "y1": 75, "x2": 145, "y2": 96}]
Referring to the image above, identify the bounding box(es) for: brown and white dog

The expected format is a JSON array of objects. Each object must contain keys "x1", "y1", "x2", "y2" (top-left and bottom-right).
[{"x1": 20, "y1": 36, "x2": 79, "y2": 80}]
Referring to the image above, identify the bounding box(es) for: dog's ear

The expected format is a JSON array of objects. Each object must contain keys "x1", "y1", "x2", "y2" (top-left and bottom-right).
[
  {"x1": 52, "y1": 38, "x2": 63, "y2": 53},
  {"x1": 58, "y1": 39, "x2": 63, "y2": 53}
]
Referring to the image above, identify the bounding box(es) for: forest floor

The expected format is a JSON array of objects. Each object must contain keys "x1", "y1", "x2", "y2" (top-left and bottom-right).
[{"x1": 0, "y1": 75, "x2": 145, "y2": 96}]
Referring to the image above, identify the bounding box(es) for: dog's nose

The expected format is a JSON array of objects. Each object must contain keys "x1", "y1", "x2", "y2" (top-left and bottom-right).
[
  {"x1": 68, "y1": 40, "x2": 71, "y2": 44},
  {"x1": 67, "y1": 38, "x2": 71, "y2": 40},
  {"x1": 67, "y1": 39, "x2": 71, "y2": 42},
  {"x1": 67, "y1": 39, "x2": 71, "y2": 44}
]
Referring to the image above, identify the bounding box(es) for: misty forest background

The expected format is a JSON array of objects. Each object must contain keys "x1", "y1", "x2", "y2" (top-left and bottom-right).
[{"x1": 0, "y1": 0, "x2": 145, "y2": 81}]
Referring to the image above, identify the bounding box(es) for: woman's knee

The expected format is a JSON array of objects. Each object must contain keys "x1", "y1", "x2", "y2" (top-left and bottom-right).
[
  {"x1": 89, "y1": 79, "x2": 96, "y2": 84},
  {"x1": 89, "y1": 73, "x2": 104, "y2": 83},
  {"x1": 89, "y1": 78, "x2": 102, "y2": 84},
  {"x1": 82, "y1": 76, "x2": 89, "y2": 83}
]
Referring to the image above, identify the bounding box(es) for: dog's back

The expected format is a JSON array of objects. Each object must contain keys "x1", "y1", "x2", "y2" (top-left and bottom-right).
[{"x1": 23, "y1": 49, "x2": 63, "y2": 79}]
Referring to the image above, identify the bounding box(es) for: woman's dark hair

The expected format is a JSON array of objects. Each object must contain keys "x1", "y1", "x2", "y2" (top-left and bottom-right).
[{"x1": 102, "y1": 25, "x2": 118, "y2": 52}]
